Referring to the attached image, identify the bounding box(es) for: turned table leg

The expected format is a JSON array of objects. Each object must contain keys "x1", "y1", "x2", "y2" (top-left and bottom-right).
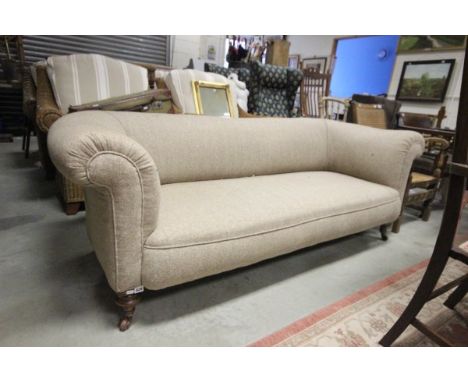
[{"x1": 115, "y1": 292, "x2": 141, "y2": 332}]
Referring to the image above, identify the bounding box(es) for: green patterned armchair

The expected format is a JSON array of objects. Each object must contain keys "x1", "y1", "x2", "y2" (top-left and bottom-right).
[
  {"x1": 205, "y1": 62, "x2": 303, "y2": 117},
  {"x1": 248, "y1": 61, "x2": 302, "y2": 117},
  {"x1": 204, "y1": 63, "x2": 251, "y2": 87}
]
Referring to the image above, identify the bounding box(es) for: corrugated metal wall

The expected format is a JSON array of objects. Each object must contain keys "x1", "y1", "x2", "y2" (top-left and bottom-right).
[
  {"x1": 0, "y1": 36, "x2": 24, "y2": 133},
  {"x1": 22, "y1": 35, "x2": 170, "y2": 65},
  {"x1": 0, "y1": 35, "x2": 170, "y2": 133}
]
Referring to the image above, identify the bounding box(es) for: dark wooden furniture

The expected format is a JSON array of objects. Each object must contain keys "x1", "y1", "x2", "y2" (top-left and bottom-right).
[
  {"x1": 351, "y1": 94, "x2": 401, "y2": 128},
  {"x1": 22, "y1": 67, "x2": 36, "y2": 158},
  {"x1": 266, "y1": 38, "x2": 290, "y2": 67},
  {"x1": 400, "y1": 106, "x2": 446, "y2": 129},
  {"x1": 392, "y1": 137, "x2": 450, "y2": 233},
  {"x1": 0, "y1": 36, "x2": 25, "y2": 143},
  {"x1": 380, "y1": 43, "x2": 468, "y2": 347},
  {"x1": 397, "y1": 124, "x2": 456, "y2": 152},
  {"x1": 300, "y1": 68, "x2": 330, "y2": 118}
]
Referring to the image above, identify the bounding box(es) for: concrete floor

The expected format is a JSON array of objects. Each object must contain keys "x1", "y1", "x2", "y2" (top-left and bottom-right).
[{"x1": 0, "y1": 138, "x2": 445, "y2": 346}]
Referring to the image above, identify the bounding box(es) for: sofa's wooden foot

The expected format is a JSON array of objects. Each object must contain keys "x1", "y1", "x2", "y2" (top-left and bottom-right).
[
  {"x1": 391, "y1": 218, "x2": 401, "y2": 234},
  {"x1": 421, "y1": 204, "x2": 432, "y2": 221},
  {"x1": 64, "y1": 202, "x2": 82, "y2": 215},
  {"x1": 115, "y1": 292, "x2": 141, "y2": 332},
  {"x1": 379, "y1": 224, "x2": 388, "y2": 241}
]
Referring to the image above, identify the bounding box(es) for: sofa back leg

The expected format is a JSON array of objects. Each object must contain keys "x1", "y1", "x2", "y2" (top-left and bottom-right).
[{"x1": 379, "y1": 224, "x2": 389, "y2": 241}]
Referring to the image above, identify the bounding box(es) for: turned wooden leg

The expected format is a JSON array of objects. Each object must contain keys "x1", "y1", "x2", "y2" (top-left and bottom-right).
[
  {"x1": 421, "y1": 202, "x2": 433, "y2": 221},
  {"x1": 392, "y1": 174, "x2": 411, "y2": 234},
  {"x1": 64, "y1": 202, "x2": 82, "y2": 215},
  {"x1": 444, "y1": 278, "x2": 468, "y2": 309},
  {"x1": 392, "y1": 217, "x2": 401, "y2": 234},
  {"x1": 379, "y1": 224, "x2": 388, "y2": 241},
  {"x1": 115, "y1": 292, "x2": 141, "y2": 332}
]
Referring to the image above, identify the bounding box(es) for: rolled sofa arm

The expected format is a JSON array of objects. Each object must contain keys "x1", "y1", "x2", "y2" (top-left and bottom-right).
[
  {"x1": 48, "y1": 111, "x2": 161, "y2": 293},
  {"x1": 326, "y1": 120, "x2": 425, "y2": 200},
  {"x1": 35, "y1": 65, "x2": 63, "y2": 133}
]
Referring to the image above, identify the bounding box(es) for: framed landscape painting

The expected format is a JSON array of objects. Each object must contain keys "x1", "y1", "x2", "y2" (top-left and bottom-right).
[
  {"x1": 396, "y1": 59, "x2": 455, "y2": 102},
  {"x1": 398, "y1": 36, "x2": 466, "y2": 53}
]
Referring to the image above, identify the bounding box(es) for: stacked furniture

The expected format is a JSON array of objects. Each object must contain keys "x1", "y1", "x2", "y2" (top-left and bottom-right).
[
  {"x1": 22, "y1": 68, "x2": 37, "y2": 159},
  {"x1": 33, "y1": 54, "x2": 169, "y2": 214},
  {"x1": 351, "y1": 94, "x2": 401, "y2": 128},
  {"x1": 205, "y1": 61, "x2": 303, "y2": 117},
  {"x1": 392, "y1": 137, "x2": 450, "y2": 233},
  {"x1": 380, "y1": 45, "x2": 468, "y2": 347},
  {"x1": 399, "y1": 106, "x2": 446, "y2": 129},
  {"x1": 164, "y1": 69, "x2": 244, "y2": 116},
  {"x1": 300, "y1": 68, "x2": 331, "y2": 118},
  {"x1": 351, "y1": 102, "x2": 388, "y2": 129},
  {"x1": 47, "y1": 112, "x2": 424, "y2": 330},
  {"x1": 319, "y1": 97, "x2": 350, "y2": 121}
]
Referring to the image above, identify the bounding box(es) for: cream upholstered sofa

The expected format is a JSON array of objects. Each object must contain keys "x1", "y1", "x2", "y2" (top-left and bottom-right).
[{"x1": 47, "y1": 111, "x2": 424, "y2": 331}]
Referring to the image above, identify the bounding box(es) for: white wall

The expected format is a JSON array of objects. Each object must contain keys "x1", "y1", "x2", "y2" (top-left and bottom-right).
[
  {"x1": 171, "y1": 35, "x2": 338, "y2": 71},
  {"x1": 170, "y1": 35, "x2": 226, "y2": 70},
  {"x1": 288, "y1": 35, "x2": 337, "y2": 58},
  {"x1": 387, "y1": 50, "x2": 465, "y2": 129}
]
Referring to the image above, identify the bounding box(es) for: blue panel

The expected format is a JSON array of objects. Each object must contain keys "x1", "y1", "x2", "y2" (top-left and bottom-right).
[{"x1": 330, "y1": 36, "x2": 399, "y2": 98}]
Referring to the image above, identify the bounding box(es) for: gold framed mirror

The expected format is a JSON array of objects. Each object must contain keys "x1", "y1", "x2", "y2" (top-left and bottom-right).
[{"x1": 192, "y1": 80, "x2": 236, "y2": 117}]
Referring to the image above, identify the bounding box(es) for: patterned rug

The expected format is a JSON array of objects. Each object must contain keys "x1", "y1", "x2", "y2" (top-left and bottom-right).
[{"x1": 251, "y1": 259, "x2": 468, "y2": 346}]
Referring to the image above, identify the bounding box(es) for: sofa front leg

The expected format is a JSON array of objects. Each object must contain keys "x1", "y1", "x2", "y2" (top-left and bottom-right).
[
  {"x1": 379, "y1": 224, "x2": 388, "y2": 241},
  {"x1": 115, "y1": 292, "x2": 142, "y2": 332}
]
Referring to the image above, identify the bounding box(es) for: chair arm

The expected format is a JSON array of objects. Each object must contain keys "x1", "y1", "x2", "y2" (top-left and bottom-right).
[
  {"x1": 326, "y1": 120, "x2": 425, "y2": 200},
  {"x1": 35, "y1": 65, "x2": 63, "y2": 133},
  {"x1": 47, "y1": 111, "x2": 161, "y2": 292}
]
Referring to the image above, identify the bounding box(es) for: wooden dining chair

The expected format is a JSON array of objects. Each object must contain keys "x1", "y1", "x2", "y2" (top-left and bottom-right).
[
  {"x1": 392, "y1": 137, "x2": 450, "y2": 233},
  {"x1": 351, "y1": 102, "x2": 388, "y2": 129},
  {"x1": 319, "y1": 97, "x2": 350, "y2": 121},
  {"x1": 300, "y1": 68, "x2": 330, "y2": 118}
]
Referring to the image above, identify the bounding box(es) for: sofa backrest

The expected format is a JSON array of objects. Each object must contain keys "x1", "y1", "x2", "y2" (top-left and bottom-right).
[{"x1": 60, "y1": 112, "x2": 328, "y2": 184}]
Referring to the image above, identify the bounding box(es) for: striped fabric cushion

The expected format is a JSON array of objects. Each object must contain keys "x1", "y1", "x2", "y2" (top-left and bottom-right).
[{"x1": 47, "y1": 54, "x2": 149, "y2": 114}]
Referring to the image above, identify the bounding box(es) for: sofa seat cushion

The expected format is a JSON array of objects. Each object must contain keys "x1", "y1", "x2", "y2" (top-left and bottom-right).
[{"x1": 142, "y1": 172, "x2": 401, "y2": 290}]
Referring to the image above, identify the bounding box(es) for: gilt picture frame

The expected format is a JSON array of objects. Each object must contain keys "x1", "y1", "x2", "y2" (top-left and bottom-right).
[{"x1": 192, "y1": 81, "x2": 236, "y2": 117}]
